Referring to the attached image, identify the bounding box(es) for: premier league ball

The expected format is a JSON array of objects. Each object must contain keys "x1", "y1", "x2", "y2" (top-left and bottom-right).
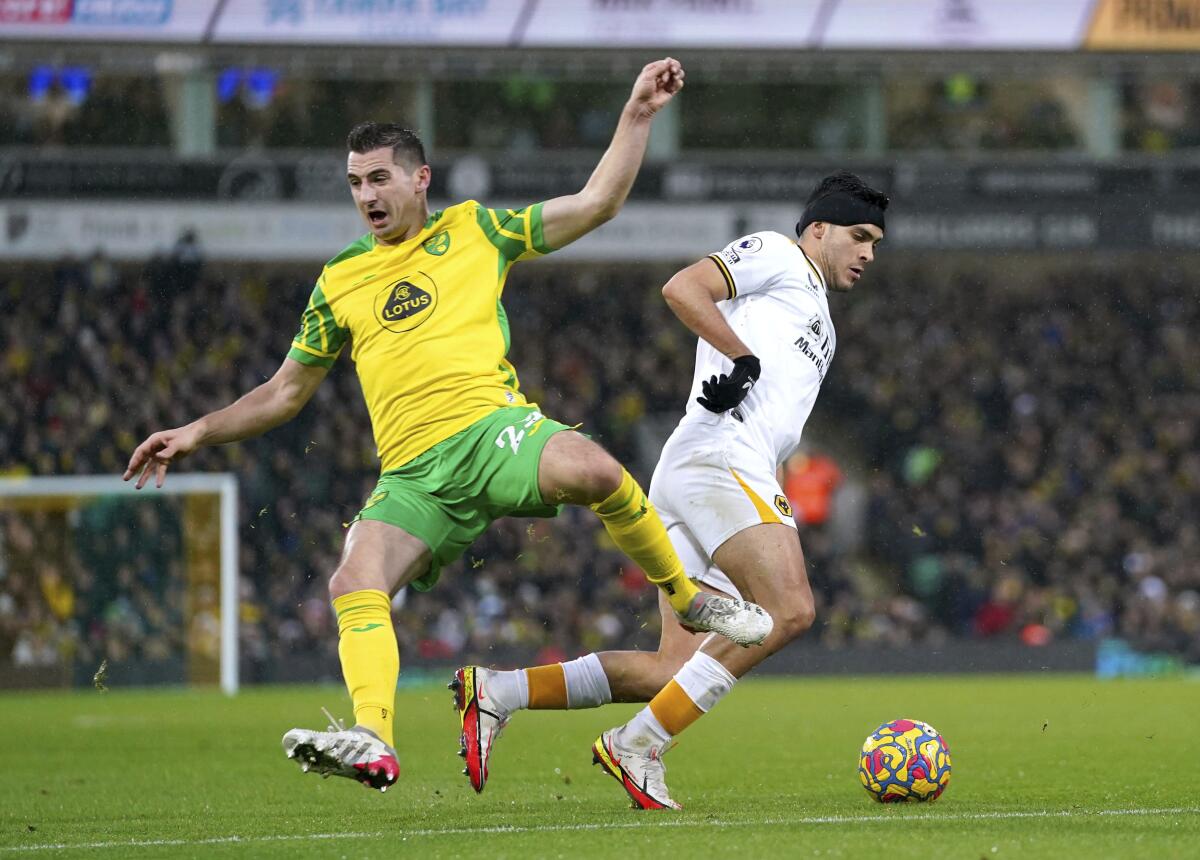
[{"x1": 858, "y1": 718, "x2": 951, "y2": 803}]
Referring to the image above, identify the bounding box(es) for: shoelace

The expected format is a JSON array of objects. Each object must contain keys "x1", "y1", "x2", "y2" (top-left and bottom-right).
[
  {"x1": 643, "y1": 747, "x2": 674, "y2": 800},
  {"x1": 321, "y1": 707, "x2": 347, "y2": 733},
  {"x1": 691, "y1": 594, "x2": 724, "y2": 618},
  {"x1": 316, "y1": 708, "x2": 375, "y2": 764},
  {"x1": 707, "y1": 596, "x2": 758, "y2": 625},
  {"x1": 647, "y1": 739, "x2": 678, "y2": 766}
]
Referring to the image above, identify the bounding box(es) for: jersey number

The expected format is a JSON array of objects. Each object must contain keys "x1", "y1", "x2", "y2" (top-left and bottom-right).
[{"x1": 495, "y1": 410, "x2": 544, "y2": 455}]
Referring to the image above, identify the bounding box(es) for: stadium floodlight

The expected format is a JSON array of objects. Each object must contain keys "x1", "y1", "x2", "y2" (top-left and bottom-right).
[{"x1": 0, "y1": 473, "x2": 240, "y2": 694}]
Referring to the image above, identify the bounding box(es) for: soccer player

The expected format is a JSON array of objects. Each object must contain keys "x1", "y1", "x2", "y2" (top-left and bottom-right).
[
  {"x1": 123, "y1": 58, "x2": 772, "y2": 793},
  {"x1": 453, "y1": 171, "x2": 888, "y2": 808}
]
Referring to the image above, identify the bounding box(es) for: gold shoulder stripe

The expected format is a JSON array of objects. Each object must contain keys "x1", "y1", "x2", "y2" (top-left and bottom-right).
[{"x1": 707, "y1": 254, "x2": 737, "y2": 299}]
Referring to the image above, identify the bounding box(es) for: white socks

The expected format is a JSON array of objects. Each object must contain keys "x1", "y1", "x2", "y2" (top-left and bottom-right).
[
  {"x1": 617, "y1": 651, "x2": 737, "y2": 752},
  {"x1": 486, "y1": 650, "x2": 735, "y2": 756},
  {"x1": 673, "y1": 650, "x2": 737, "y2": 712},
  {"x1": 562, "y1": 653, "x2": 612, "y2": 709},
  {"x1": 483, "y1": 653, "x2": 613, "y2": 713},
  {"x1": 616, "y1": 707, "x2": 673, "y2": 751},
  {"x1": 482, "y1": 668, "x2": 529, "y2": 713}
]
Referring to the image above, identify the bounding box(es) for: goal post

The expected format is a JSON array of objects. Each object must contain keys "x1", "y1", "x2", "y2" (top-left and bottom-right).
[{"x1": 0, "y1": 474, "x2": 240, "y2": 695}]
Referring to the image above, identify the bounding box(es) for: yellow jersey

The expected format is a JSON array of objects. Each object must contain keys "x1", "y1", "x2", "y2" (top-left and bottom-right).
[{"x1": 287, "y1": 200, "x2": 552, "y2": 472}]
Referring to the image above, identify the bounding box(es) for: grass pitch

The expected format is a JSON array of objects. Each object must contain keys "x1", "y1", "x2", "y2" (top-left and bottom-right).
[{"x1": 2, "y1": 674, "x2": 1196, "y2": 858}]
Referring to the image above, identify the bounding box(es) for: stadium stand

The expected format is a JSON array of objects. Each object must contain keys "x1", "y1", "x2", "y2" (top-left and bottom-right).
[{"x1": 4, "y1": 249, "x2": 1197, "y2": 679}]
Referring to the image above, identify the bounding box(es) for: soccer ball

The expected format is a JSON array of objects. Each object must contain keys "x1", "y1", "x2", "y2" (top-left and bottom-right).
[{"x1": 858, "y1": 718, "x2": 951, "y2": 803}]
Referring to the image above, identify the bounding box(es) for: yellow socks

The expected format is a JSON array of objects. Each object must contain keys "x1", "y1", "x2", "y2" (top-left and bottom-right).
[
  {"x1": 333, "y1": 589, "x2": 398, "y2": 748},
  {"x1": 590, "y1": 469, "x2": 699, "y2": 614},
  {"x1": 526, "y1": 664, "x2": 569, "y2": 709},
  {"x1": 648, "y1": 680, "x2": 705, "y2": 735}
]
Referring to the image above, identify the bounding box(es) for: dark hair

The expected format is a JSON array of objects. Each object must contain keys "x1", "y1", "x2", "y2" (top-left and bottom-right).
[
  {"x1": 346, "y1": 122, "x2": 427, "y2": 169},
  {"x1": 805, "y1": 169, "x2": 889, "y2": 211}
]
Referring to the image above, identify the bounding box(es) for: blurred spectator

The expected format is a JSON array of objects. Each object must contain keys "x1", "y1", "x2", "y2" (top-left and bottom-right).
[
  {"x1": 2, "y1": 252, "x2": 1198, "y2": 683},
  {"x1": 0, "y1": 73, "x2": 170, "y2": 148},
  {"x1": 783, "y1": 451, "x2": 843, "y2": 526},
  {"x1": 10, "y1": 68, "x2": 1200, "y2": 157},
  {"x1": 680, "y1": 82, "x2": 864, "y2": 152},
  {"x1": 1122, "y1": 78, "x2": 1200, "y2": 152},
  {"x1": 888, "y1": 76, "x2": 1081, "y2": 151}
]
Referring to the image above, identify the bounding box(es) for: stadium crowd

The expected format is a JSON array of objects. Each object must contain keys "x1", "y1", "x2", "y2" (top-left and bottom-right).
[
  {"x1": 2, "y1": 246, "x2": 1198, "y2": 682},
  {"x1": 9, "y1": 71, "x2": 1200, "y2": 154}
]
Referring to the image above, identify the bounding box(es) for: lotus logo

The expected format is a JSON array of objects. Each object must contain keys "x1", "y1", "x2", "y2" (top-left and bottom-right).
[
  {"x1": 382, "y1": 282, "x2": 428, "y2": 320},
  {"x1": 375, "y1": 273, "x2": 438, "y2": 333}
]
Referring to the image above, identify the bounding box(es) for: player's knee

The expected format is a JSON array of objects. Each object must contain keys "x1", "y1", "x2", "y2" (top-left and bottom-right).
[
  {"x1": 328, "y1": 565, "x2": 362, "y2": 601},
  {"x1": 578, "y1": 452, "x2": 624, "y2": 502},
  {"x1": 327, "y1": 570, "x2": 346, "y2": 601},
  {"x1": 774, "y1": 597, "x2": 816, "y2": 643}
]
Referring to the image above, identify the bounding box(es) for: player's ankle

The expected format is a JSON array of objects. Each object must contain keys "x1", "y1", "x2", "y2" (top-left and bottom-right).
[
  {"x1": 662, "y1": 575, "x2": 701, "y2": 615},
  {"x1": 617, "y1": 708, "x2": 673, "y2": 753},
  {"x1": 352, "y1": 708, "x2": 394, "y2": 748},
  {"x1": 486, "y1": 668, "x2": 528, "y2": 712}
]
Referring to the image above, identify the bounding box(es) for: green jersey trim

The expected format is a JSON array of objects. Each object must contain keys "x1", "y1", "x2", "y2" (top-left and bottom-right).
[
  {"x1": 496, "y1": 300, "x2": 512, "y2": 354},
  {"x1": 290, "y1": 280, "x2": 349, "y2": 368},
  {"x1": 498, "y1": 359, "x2": 519, "y2": 391},
  {"x1": 528, "y1": 202, "x2": 550, "y2": 254},
  {"x1": 326, "y1": 234, "x2": 375, "y2": 269},
  {"x1": 288, "y1": 344, "x2": 336, "y2": 369},
  {"x1": 495, "y1": 299, "x2": 519, "y2": 391},
  {"x1": 475, "y1": 203, "x2": 549, "y2": 262}
]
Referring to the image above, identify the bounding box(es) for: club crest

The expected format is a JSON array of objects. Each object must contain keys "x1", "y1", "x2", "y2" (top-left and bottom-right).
[{"x1": 422, "y1": 230, "x2": 450, "y2": 256}]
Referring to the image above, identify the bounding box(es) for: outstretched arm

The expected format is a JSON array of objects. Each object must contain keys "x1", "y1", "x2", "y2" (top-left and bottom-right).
[
  {"x1": 539, "y1": 57, "x2": 684, "y2": 251},
  {"x1": 123, "y1": 357, "x2": 327, "y2": 489}
]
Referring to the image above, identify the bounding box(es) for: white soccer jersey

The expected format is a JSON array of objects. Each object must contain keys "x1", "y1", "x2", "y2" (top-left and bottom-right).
[
  {"x1": 647, "y1": 230, "x2": 836, "y2": 595},
  {"x1": 679, "y1": 230, "x2": 835, "y2": 468}
]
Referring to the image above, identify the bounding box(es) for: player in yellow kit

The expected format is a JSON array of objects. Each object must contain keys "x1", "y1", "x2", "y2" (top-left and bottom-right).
[{"x1": 123, "y1": 58, "x2": 770, "y2": 793}]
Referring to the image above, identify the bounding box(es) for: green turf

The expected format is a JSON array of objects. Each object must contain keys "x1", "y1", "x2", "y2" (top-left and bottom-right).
[{"x1": 1, "y1": 674, "x2": 1196, "y2": 858}]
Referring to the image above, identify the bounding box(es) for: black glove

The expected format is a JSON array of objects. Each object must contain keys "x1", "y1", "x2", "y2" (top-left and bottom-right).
[{"x1": 697, "y1": 355, "x2": 761, "y2": 413}]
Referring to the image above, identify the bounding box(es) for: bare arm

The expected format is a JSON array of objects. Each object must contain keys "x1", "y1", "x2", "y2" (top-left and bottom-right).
[
  {"x1": 124, "y1": 357, "x2": 327, "y2": 488},
  {"x1": 539, "y1": 58, "x2": 684, "y2": 251},
  {"x1": 662, "y1": 259, "x2": 754, "y2": 360},
  {"x1": 191, "y1": 357, "x2": 327, "y2": 445}
]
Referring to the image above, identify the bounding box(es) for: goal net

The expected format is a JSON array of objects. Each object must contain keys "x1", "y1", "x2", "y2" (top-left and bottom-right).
[{"x1": 0, "y1": 474, "x2": 239, "y2": 694}]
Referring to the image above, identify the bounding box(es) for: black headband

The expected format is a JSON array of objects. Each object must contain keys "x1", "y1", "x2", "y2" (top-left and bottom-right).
[{"x1": 796, "y1": 191, "x2": 887, "y2": 237}]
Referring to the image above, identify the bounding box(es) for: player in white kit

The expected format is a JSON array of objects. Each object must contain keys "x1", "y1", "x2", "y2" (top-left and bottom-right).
[{"x1": 451, "y1": 171, "x2": 888, "y2": 809}]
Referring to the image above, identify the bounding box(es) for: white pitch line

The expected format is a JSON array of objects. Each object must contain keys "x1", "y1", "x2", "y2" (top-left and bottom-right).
[{"x1": 5, "y1": 806, "x2": 1197, "y2": 853}]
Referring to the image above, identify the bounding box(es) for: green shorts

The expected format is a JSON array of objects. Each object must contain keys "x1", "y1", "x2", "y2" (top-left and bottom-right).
[{"x1": 354, "y1": 405, "x2": 573, "y2": 591}]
